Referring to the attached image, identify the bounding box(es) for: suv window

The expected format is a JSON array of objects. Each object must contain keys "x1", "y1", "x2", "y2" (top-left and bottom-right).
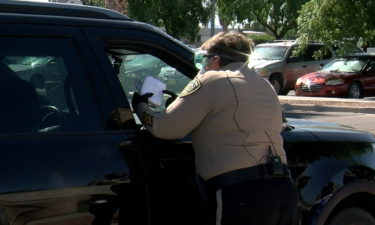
[
  {"x1": 305, "y1": 45, "x2": 333, "y2": 61},
  {"x1": 287, "y1": 46, "x2": 305, "y2": 62},
  {"x1": 0, "y1": 37, "x2": 101, "y2": 134}
]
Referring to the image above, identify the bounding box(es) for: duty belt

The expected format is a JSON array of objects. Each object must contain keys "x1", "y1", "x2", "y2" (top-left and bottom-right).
[{"x1": 205, "y1": 164, "x2": 290, "y2": 191}]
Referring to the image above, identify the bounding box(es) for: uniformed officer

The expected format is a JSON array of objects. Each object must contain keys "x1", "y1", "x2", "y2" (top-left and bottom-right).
[{"x1": 132, "y1": 31, "x2": 298, "y2": 225}]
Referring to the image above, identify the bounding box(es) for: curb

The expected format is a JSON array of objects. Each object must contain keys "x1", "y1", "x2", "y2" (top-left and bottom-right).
[
  {"x1": 278, "y1": 97, "x2": 375, "y2": 114},
  {"x1": 281, "y1": 103, "x2": 375, "y2": 114}
]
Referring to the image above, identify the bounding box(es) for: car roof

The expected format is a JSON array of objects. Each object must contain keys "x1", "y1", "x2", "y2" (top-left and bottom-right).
[
  {"x1": 0, "y1": 0, "x2": 194, "y2": 62},
  {"x1": 0, "y1": 0, "x2": 132, "y2": 21},
  {"x1": 339, "y1": 53, "x2": 375, "y2": 59}
]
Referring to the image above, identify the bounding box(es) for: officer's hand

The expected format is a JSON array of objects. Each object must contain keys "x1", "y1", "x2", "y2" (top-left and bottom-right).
[
  {"x1": 131, "y1": 92, "x2": 154, "y2": 110},
  {"x1": 162, "y1": 90, "x2": 178, "y2": 108}
]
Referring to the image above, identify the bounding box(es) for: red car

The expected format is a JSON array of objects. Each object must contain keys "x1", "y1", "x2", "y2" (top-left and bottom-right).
[{"x1": 295, "y1": 54, "x2": 375, "y2": 98}]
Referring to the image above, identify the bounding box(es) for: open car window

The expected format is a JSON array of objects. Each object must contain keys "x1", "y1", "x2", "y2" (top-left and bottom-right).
[{"x1": 107, "y1": 51, "x2": 191, "y2": 112}]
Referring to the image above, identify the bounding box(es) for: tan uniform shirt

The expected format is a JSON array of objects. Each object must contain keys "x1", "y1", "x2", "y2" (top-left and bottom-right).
[{"x1": 135, "y1": 62, "x2": 286, "y2": 180}]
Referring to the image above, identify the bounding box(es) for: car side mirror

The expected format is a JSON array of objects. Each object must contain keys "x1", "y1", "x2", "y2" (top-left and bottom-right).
[
  {"x1": 287, "y1": 56, "x2": 298, "y2": 63},
  {"x1": 367, "y1": 67, "x2": 375, "y2": 73}
]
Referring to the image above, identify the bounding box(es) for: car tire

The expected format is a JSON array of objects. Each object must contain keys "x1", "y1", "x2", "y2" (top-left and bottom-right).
[
  {"x1": 328, "y1": 207, "x2": 375, "y2": 225},
  {"x1": 269, "y1": 76, "x2": 282, "y2": 95},
  {"x1": 348, "y1": 82, "x2": 362, "y2": 98}
]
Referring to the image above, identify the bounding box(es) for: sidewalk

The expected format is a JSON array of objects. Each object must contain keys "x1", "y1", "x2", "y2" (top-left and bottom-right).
[{"x1": 279, "y1": 96, "x2": 375, "y2": 114}]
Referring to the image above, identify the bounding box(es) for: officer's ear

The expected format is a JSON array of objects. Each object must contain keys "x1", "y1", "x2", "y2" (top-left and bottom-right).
[{"x1": 212, "y1": 56, "x2": 222, "y2": 70}]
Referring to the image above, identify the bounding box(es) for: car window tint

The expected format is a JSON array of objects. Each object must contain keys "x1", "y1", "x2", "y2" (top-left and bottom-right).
[
  {"x1": 287, "y1": 46, "x2": 305, "y2": 62},
  {"x1": 305, "y1": 45, "x2": 320, "y2": 61},
  {"x1": 368, "y1": 60, "x2": 375, "y2": 70},
  {"x1": 322, "y1": 48, "x2": 333, "y2": 60},
  {"x1": 305, "y1": 45, "x2": 332, "y2": 61},
  {"x1": 0, "y1": 37, "x2": 101, "y2": 134}
]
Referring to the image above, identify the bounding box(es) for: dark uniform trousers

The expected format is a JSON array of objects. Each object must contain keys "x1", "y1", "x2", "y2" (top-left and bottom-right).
[{"x1": 201, "y1": 178, "x2": 299, "y2": 225}]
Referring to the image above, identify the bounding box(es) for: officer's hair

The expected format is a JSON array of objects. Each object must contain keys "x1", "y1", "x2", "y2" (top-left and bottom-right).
[{"x1": 201, "y1": 31, "x2": 254, "y2": 67}]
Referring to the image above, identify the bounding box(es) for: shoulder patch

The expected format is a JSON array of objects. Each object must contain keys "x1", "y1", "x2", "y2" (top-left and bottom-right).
[
  {"x1": 140, "y1": 112, "x2": 154, "y2": 126},
  {"x1": 180, "y1": 78, "x2": 202, "y2": 98}
]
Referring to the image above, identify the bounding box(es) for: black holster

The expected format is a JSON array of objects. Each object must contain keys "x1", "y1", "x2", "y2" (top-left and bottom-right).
[{"x1": 191, "y1": 174, "x2": 208, "y2": 201}]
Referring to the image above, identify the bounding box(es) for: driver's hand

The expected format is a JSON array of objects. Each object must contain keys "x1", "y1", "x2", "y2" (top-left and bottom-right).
[
  {"x1": 162, "y1": 90, "x2": 178, "y2": 108},
  {"x1": 131, "y1": 92, "x2": 153, "y2": 110}
]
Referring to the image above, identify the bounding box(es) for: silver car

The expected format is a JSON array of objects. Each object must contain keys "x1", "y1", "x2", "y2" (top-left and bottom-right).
[{"x1": 248, "y1": 41, "x2": 336, "y2": 95}]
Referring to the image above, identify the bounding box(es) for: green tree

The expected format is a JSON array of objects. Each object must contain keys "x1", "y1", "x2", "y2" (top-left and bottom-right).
[
  {"x1": 80, "y1": 0, "x2": 105, "y2": 7},
  {"x1": 216, "y1": 0, "x2": 308, "y2": 39},
  {"x1": 297, "y1": 0, "x2": 375, "y2": 55},
  {"x1": 127, "y1": 0, "x2": 211, "y2": 42}
]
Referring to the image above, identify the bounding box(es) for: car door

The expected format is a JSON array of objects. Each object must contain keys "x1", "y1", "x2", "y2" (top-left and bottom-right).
[
  {"x1": 0, "y1": 22, "x2": 130, "y2": 224},
  {"x1": 304, "y1": 45, "x2": 334, "y2": 73},
  {"x1": 82, "y1": 26, "x2": 201, "y2": 224}
]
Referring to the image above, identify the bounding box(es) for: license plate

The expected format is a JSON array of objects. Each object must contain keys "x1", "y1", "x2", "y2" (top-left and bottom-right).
[{"x1": 168, "y1": 79, "x2": 176, "y2": 85}]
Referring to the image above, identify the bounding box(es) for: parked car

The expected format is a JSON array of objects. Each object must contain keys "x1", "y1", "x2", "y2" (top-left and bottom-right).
[
  {"x1": 158, "y1": 65, "x2": 190, "y2": 91},
  {"x1": 295, "y1": 53, "x2": 375, "y2": 98},
  {"x1": 249, "y1": 40, "x2": 337, "y2": 95},
  {"x1": 1, "y1": 1, "x2": 375, "y2": 225}
]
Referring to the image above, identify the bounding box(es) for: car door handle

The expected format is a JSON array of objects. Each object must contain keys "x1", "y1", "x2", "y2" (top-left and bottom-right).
[{"x1": 302, "y1": 65, "x2": 306, "y2": 68}]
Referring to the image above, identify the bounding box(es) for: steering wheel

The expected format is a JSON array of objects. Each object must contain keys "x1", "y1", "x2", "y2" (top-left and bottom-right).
[
  {"x1": 162, "y1": 90, "x2": 178, "y2": 108},
  {"x1": 39, "y1": 105, "x2": 67, "y2": 131}
]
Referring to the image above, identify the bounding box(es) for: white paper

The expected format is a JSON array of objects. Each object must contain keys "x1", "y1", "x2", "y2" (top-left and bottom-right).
[{"x1": 140, "y1": 76, "x2": 166, "y2": 107}]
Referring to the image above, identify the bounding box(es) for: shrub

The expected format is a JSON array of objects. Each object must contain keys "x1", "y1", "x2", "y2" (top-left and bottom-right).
[{"x1": 248, "y1": 34, "x2": 276, "y2": 45}]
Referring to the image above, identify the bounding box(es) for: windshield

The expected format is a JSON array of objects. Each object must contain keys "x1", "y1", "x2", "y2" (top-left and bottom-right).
[
  {"x1": 251, "y1": 46, "x2": 288, "y2": 61},
  {"x1": 18, "y1": 56, "x2": 52, "y2": 66},
  {"x1": 322, "y1": 58, "x2": 368, "y2": 73},
  {"x1": 126, "y1": 54, "x2": 162, "y2": 67}
]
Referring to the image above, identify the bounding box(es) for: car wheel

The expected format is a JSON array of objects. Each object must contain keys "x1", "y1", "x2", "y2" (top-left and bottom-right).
[
  {"x1": 328, "y1": 207, "x2": 375, "y2": 225},
  {"x1": 348, "y1": 82, "x2": 362, "y2": 98},
  {"x1": 269, "y1": 76, "x2": 282, "y2": 95}
]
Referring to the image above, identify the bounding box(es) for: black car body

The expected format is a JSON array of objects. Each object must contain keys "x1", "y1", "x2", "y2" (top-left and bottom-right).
[{"x1": 1, "y1": 1, "x2": 375, "y2": 225}]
